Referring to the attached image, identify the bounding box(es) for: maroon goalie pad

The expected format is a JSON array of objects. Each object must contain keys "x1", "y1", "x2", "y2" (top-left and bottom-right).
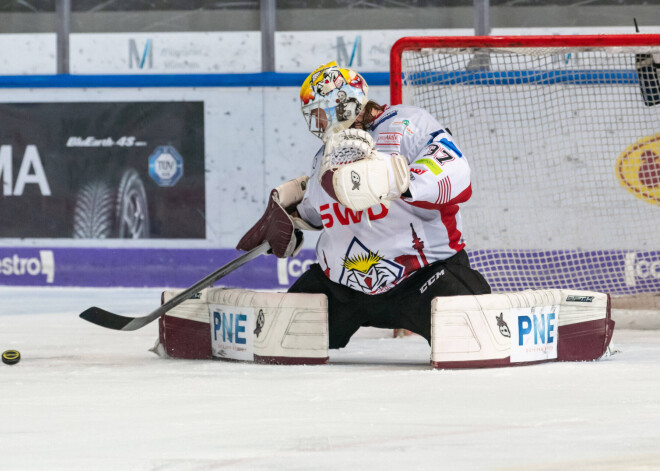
[{"x1": 158, "y1": 314, "x2": 212, "y2": 360}]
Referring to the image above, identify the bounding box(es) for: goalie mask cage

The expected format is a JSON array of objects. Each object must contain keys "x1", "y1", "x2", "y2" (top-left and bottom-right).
[{"x1": 391, "y1": 35, "x2": 660, "y2": 304}]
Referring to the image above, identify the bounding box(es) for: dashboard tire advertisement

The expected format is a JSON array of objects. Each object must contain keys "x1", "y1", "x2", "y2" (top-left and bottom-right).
[{"x1": 0, "y1": 102, "x2": 205, "y2": 239}]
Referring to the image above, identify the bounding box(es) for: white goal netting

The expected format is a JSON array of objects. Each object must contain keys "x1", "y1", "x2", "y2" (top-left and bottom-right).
[{"x1": 394, "y1": 36, "x2": 660, "y2": 299}]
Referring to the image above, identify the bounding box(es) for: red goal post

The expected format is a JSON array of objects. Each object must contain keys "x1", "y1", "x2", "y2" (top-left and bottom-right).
[{"x1": 389, "y1": 34, "x2": 660, "y2": 306}]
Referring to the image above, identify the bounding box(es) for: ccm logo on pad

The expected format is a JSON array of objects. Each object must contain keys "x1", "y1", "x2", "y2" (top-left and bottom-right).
[
  {"x1": 420, "y1": 269, "x2": 445, "y2": 293},
  {"x1": 565, "y1": 295, "x2": 594, "y2": 302}
]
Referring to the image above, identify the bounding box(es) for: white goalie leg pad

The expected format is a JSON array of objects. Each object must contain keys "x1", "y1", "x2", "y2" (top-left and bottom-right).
[
  {"x1": 431, "y1": 289, "x2": 614, "y2": 369},
  {"x1": 207, "y1": 288, "x2": 328, "y2": 364},
  {"x1": 156, "y1": 288, "x2": 329, "y2": 364}
]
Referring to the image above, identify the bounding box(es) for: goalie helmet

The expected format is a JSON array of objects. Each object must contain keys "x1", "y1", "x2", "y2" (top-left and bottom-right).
[{"x1": 300, "y1": 61, "x2": 369, "y2": 141}]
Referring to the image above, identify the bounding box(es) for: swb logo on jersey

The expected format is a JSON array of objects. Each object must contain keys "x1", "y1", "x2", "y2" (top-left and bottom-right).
[{"x1": 509, "y1": 306, "x2": 559, "y2": 363}]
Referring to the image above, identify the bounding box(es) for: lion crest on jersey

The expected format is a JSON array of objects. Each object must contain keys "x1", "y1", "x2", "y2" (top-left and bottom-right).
[{"x1": 338, "y1": 237, "x2": 404, "y2": 294}]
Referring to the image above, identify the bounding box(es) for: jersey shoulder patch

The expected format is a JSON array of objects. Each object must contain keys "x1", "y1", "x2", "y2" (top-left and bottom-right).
[{"x1": 426, "y1": 130, "x2": 463, "y2": 159}]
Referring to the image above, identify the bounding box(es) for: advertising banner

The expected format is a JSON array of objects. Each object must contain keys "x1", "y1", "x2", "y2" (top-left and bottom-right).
[
  {"x1": 0, "y1": 246, "x2": 658, "y2": 296},
  {"x1": 276, "y1": 27, "x2": 660, "y2": 73},
  {"x1": 0, "y1": 102, "x2": 205, "y2": 239},
  {"x1": 0, "y1": 247, "x2": 318, "y2": 289},
  {"x1": 210, "y1": 304, "x2": 255, "y2": 361},
  {"x1": 64, "y1": 27, "x2": 660, "y2": 76},
  {"x1": 509, "y1": 305, "x2": 559, "y2": 363},
  {"x1": 70, "y1": 32, "x2": 260, "y2": 74}
]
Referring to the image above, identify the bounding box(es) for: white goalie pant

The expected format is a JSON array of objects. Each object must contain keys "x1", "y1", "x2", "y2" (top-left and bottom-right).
[
  {"x1": 431, "y1": 289, "x2": 615, "y2": 369},
  {"x1": 156, "y1": 288, "x2": 329, "y2": 365}
]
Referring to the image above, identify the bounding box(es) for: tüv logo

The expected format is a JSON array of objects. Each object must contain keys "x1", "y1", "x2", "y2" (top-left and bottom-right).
[
  {"x1": 148, "y1": 145, "x2": 184, "y2": 187},
  {"x1": 0, "y1": 250, "x2": 54, "y2": 283}
]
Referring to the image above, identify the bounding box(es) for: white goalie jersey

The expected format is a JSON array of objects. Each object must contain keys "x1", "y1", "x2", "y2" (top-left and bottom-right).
[{"x1": 296, "y1": 104, "x2": 473, "y2": 295}]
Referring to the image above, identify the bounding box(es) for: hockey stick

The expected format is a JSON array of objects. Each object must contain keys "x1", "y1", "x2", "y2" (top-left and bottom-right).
[{"x1": 79, "y1": 242, "x2": 271, "y2": 331}]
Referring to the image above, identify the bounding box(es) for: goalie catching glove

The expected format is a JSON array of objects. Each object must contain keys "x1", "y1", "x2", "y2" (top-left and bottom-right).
[
  {"x1": 321, "y1": 150, "x2": 410, "y2": 212},
  {"x1": 319, "y1": 128, "x2": 410, "y2": 211},
  {"x1": 237, "y1": 176, "x2": 315, "y2": 258}
]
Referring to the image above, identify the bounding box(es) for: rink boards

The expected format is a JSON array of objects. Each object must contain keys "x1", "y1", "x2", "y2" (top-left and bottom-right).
[{"x1": 0, "y1": 246, "x2": 658, "y2": 296}]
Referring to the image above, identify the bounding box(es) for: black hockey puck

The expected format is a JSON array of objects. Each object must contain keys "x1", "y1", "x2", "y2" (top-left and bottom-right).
[{"x1": 2, "y1": 350, "x2": 20, "y2": 365}]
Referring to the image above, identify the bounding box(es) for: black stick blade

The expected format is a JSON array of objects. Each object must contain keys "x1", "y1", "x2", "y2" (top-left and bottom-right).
[
  {"x1": 78, "y1": 243, "x2": 270, "y2": 332},
  {"x1": 79, "y1": 307, "x2": 137, "y2": 331}
]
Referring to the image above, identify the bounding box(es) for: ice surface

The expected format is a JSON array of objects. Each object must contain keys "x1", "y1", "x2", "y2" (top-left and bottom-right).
[{"x1": 1, "y1": 287, "x2": 660, "y2": 471}]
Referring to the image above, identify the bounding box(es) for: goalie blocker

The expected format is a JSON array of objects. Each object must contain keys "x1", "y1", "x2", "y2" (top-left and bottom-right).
[{"x1": 431, "y1": 289, "x2": 614, "y2": 369}]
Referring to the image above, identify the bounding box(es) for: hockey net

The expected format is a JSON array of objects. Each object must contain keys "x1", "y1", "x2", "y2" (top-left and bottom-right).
[{"x1": 390, "y1": 35, "x2": 660, "y2": 309}]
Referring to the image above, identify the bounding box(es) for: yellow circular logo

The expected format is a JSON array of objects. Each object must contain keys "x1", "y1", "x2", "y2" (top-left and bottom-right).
[{"x1": 616, "y1": 133, "x2": 660, "y2": 206}]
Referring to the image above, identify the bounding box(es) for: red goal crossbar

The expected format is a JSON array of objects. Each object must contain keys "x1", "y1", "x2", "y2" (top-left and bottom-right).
[{"x1": 390, "y1": 34, "x2": 660, "y2": 105}]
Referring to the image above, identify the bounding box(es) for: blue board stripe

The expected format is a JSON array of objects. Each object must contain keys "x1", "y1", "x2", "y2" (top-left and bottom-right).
[
  {"x1": 0, "y1": 72, "x2": 391, "y2": 88},
  {"x1": 0, "y1": 69, "x2": 638, "y2": 88},
  {"x1": 403, "y1": 69, "x2": 639, "y2": 86},
  {"x1": 0, "y1": 69, "x2": 641, "y2": 89}
]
